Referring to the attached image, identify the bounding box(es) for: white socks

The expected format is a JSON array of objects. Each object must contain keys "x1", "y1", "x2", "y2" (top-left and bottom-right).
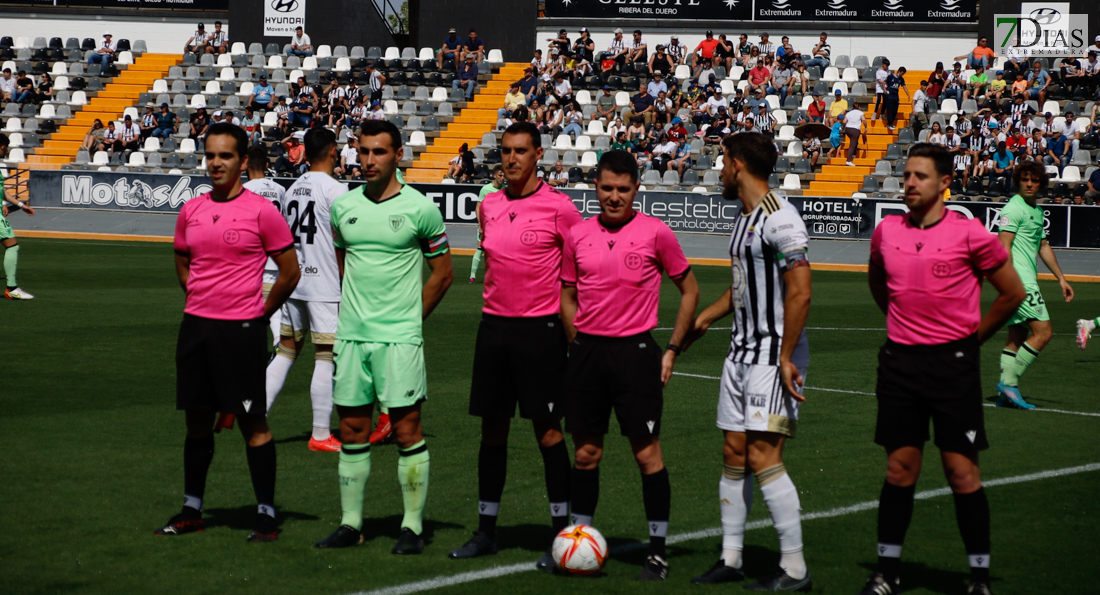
[
  {"x1": 310, "y1": 357, "x2": 334, "y2": 440},
  {"x1": 757, "y1": 465, "x2": 806, "y2": 580},
  {"x1": 268, "y1": 310, "x2": 282, "y2": 348},
  {"x1": 720, "y1": 467, "x2": 754, "y2": 569},
  {"x1": 265, "y1": 345, "x2": 296, "y2": 412}
]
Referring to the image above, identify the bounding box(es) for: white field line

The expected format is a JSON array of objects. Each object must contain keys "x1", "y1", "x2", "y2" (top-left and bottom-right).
[{"x1": 347, "y1": 463, "x2": 1100, "y2": 595}]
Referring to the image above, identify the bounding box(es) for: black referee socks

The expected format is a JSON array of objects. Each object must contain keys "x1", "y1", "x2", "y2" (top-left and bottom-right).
[
  {"x1": 953, "y1": 488, "x2": 991, "y2": 583},
  {"x1": 877, "y1": 480, "x2": 916, "y2": 581},
  {"x1": 183, "y1": 434, "x2": 215, "y2": 513},
  {"x1": 539, "y1": 441, "x2": 571, "y2": 532},
  {"x1": 477, "y1": 442, "x2": 508, "y2": 536},
  {"x1": 570, "y1": 466, "x2": 600, "y2": 526},
  {"x1": 246, "y1": 440, "x2": 277, "y2": 517},
  {"x1": 641, "y1": 468, "x2": 671, "y2": 557}
]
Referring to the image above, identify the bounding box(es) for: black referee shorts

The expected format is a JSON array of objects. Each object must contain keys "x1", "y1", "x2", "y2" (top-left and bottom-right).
[
  {"x1": 176, "y1": 313, "x2": 268, "y2": 416},
  {"x1": 874, "y1": 335, "x2": 988, "y2": 454},
  {"x1": 469, "y1": 314, "x2": 567, "y2": 420},
  {"x1": 564, "y1": 332, "x2": 664, "y2": 438}
]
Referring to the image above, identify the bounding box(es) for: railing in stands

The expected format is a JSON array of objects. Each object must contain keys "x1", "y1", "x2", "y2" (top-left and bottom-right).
[{"x1": 4, "y1": 164, "x2": 30, "y2": 206}]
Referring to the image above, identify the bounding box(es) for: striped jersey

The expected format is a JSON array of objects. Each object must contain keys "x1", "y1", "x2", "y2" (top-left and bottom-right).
[
  {"x1": 727, "y1": 192, "x2": 810, "y2": 367},
  {"x1": 281, "y1": 171, "x2": 349, "y2": 302}
]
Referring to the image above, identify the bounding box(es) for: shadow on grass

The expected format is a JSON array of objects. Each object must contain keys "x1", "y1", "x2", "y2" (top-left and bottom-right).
[
  {"x1": 360, "y1": 514, "x2": 464, "y2": 546},
  {"x1": 857, "y1": 560, "x2": 976, "y2": 594},
  {"x1": 204, "y1": 505, "x2": 320, "y2": 531}
]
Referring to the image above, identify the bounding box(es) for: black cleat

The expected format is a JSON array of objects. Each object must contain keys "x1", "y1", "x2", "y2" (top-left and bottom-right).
[
  {"x1": 154, "y1": 509, "x2": 205, "y2": 536},
  {"x1": 967, "y1": 582, "x2": 992, "y2": 595},
  {"x1": 247, "y1": 513, "x2": 279, "y2": 542},
  {"x1": 692, "y1": 559, "x2": 746, "y2": 584},
  {"x1": 392, "y1": 527, "x2": 424, "y2": 555},
  {"x1": 857, "y1": 573, "x2": 899, "y2": 595},
  {"x1": 535, "y1": 546, "x2": 556, "y2": 573},
  {"x1": 744, "y1": 569, "x2": 813, "y2": 592},
  {"x1": 449, "y1": 531, "x2": 498, "y2": 559},
  {"x1": 637, "y1": 554, "x2": 669, "y2": 581},
  {"x1": 315, "y1": 524, "x2": 364, "y2": 548}
]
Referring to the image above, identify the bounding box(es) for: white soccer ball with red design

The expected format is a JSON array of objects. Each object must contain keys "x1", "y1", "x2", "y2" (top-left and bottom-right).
[{"x1": 552, "y1": 524, "x2": 609, "y2": 575}]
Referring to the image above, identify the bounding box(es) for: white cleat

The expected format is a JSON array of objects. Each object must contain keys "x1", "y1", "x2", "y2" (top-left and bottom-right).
[
  {"x1": 1076, "y1": 319, "x2": 1091, "y2": 350},
  {"x1": 4, "y1": 287, "x2": 34, "y2": 300}
]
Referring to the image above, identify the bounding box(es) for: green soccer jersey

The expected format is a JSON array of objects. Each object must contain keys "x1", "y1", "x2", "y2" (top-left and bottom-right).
[
  {"x1": 331, "y1": 184, "x2": 449, "y2": 344},
  {"x1": 997, "y1": 194, "x2": 1044, "y2": 285},
  {"x1": 477, "y1": 183, "x2": 500, "y2": 200}
]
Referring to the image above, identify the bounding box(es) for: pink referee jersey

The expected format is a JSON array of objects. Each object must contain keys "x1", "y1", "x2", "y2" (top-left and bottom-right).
[
  {"x1": 870, "y1": 210, "x2": 1007, "y2": 345},
  {"x1": 173, "y1": 190, "x2": 294, "y2": 321},
  {"x1": 561, "y1": 212, "x2": 691, "y2": 337},
  {"x1": 480, "y1": 182, "x2": 584, "y2": 317}
]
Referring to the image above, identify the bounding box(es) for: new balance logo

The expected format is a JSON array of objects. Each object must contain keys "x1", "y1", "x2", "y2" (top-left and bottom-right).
[
  {"x1": 242, "y1": 399, "x2": 253, "y2": 412},
  {"x1": 405, "y1": 390, "x2": 415, "y2": 397},
  {"x1": 349, "y1": 217, "x2": 358, "y2": 224},
  {"x1": 966, "y1": 430, "x2": 977, "y2": 443},
  {"x1": 646, "y1": 420, "x2": 655, "y2": 434}
]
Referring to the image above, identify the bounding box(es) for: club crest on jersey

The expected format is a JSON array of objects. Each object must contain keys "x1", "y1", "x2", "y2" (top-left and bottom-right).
[
  {"x1": 389, "y1": 215, "x2": 404, "y2": 232},
  {"x1": 624, "y1": 253, "x2": 642, "y2": 270}
]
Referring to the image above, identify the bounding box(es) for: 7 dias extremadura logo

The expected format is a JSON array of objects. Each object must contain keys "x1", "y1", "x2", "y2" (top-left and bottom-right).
[{"x1": 995, "y1": 9, "x2": 1088, "y2": 57}]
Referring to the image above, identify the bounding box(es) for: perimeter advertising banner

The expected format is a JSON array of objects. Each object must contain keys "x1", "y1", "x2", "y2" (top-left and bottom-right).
[
  {"x1": 542, "y1": 0, "x2": 976, "y2": 21},
  {"x1": 544, "y1": 0, "x2": 753, "y2": 21},
  {"x1": 28, "y1": 172, "x2": 1097, "y2": 248},
  {"x1": 1, "y1": 0, "x2": 229, "y2": 8}
]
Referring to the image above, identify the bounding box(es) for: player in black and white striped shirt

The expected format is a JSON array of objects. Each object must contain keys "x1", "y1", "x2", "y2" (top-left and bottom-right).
[{"x1": 685, "y1": 133, "x2": 813, "y2": 591}]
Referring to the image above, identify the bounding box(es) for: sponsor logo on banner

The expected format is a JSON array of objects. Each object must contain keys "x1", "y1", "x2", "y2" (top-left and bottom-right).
[
  {"x1": 816, "y1": 0, "x2": 857, "y2": 18},
  {"x1": 265, "y1": 0, "x2": 306, "y2": 37},
  {"x1": 872, "y1": 0, "x2": 915, "y2": 19},
  {"x1": 928, "y1": 0, "x2": 971, "y2": 17},
  {"x1": 59, "y1": 175, "x2": 209, "y2": 209},
  {"x1": 996, "y1": 5, "x2": 1088, "y2": 58},
  {"x1": 760, "y1": 0, "x2": 801, "y2": 17}
]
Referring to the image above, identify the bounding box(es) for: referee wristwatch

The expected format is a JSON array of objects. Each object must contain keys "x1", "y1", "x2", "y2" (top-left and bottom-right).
[{"x1": 666, "y1": 343, "x2": 682, "y2": 356}]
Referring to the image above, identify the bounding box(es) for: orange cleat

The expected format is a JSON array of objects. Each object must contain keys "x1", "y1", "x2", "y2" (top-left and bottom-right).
[
  {"x1": 369, "y1": 413, "x2": 393, "y2": 444},
  {"x1": 214, "y1": 413, "x2": 235, "y2": 433},
  {"x1": 308, "y1": 435, "x2": 342, "y2": 452}
]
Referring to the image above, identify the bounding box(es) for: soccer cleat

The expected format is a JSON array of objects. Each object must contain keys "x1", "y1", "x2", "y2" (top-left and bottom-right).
[
  {"x1": 743, "y1": 569, "x2": 813, "y2": 591},
  {"x1": 392, "y1": 527, "x2": 424, "y2": 555},
  {"x1": 469, "y1": 277, "x2": 477, "y2": 284},
  {"x1": 995, "y1": 383, "x2": 1036, "y2": 409},
  {"x1": 637, "y1": 554, "x2": 669, "y2": 581},
  {"x1": 213, "y1": 413, "x2": 235, "y2": 433},
  {"x1": 369, "y1": 413, "x2": 393, "y2": 445},
  {"x1": 691, "y1": 559, "x2": 746, "y2": 584},
  {"x1": 315, "y1": 524, "x2": 365, "y2": 548},
  {"x1": 535, "y1": 546, "x2": 556, "y2": 573},
  {"x1": 247, "y1": 513, "x2": 279, "y2": 542},
  {"x1": 857, "y1": 572, "x2": 899, "y2": 595},
  {"x1": 1077, "y1": 319, "x2": 1091, "y2": 350},
  {"x1": 308, "y1": 435, "x2": 342, "y2": 452},
  {"x1": 154, "y1": 510, "x2": 205, "y2": 536},
  {"x1": 967, "y1": 582, "x2": 992, "y2": 595},
  {"x1": 4, "y1": 286, "x2": 34, "y2": 300},
  {"x1": 448, "y1": 531, "x2": 498, "y2": 559}
]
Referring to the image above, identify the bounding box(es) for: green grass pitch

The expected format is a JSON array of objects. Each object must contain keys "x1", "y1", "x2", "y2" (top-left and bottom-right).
[{"x1": 2, "y1": 238, "x2": 1098, "y2": 595}]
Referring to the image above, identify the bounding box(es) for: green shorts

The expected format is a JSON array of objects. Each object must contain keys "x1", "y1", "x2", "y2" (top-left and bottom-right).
[
  {"x1": 0, "y1": 210, "x2": 13, "y2": 241},
  {"x1": 1008, "y1": 284, "x2": 1049, "y2": 326},
  {"x1": 333, "y1": 340, "x2": 427, "y2": 409}
]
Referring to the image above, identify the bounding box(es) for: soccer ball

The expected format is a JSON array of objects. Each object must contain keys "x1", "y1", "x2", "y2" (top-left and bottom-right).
[{"x1": 551, "y1": 524, "x2": 609, "y2": 575}]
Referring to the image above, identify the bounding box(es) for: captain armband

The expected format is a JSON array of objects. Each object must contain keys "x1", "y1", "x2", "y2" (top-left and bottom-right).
[{"x1": 779, "y1": 247, "x2": 809, "y2": 271}]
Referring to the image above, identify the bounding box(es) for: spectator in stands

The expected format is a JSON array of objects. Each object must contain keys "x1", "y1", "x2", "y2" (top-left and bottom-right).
[
  {"x1": 776, "y1": 36, "x2": 800, "y2": 67},
  {"x1": 351, "y1": 97, "x2": 373, "y2": 125},
  {"x1": 287, "y1": 26, "x2": 312, "y2": 58},
  {"x1": 516, "y1": 68, "x2": 538, "y2": 106},
  {"x1": 754, "y1": 104, "x2": 776, "y2": 136},
  {"x1": 747, "y1": 58, "x2": 770, "y2": 95},
  {"x1": 806, "y1": 91, "x2": 825, "y2": 123},
  {"x1": 605, "y1": 28, "x2": 629, "y2": 72},
  {"x1": 217, "y1": 110, "x2": 240, "y2": 127},
  {"x1": 190, "y1": 107, "x2": 209, "y2": 140},
  {"x1": 591, "y1": 85, "x2": 616, "y2": 122},
  {"x1": 547, "y1": 160, "x2": 569, "y2": 187},
  {"x1": 275, "y1": 133, "x2": 307, "y2": 175},
  {"x1": 666, "y1": 35, "x2": 686, "y2": 66},
  {"x1": 768, "y1": 61, "x2": 793, "y2": 106},
  {"x1": 826, "y1": 88, "x2": 848, "y2": 126},
  {"x1": 184, "y1": 23, "x2": 210, "y2": 55},
  {"x1": 843, "y1": 105, "x2": 867, "y2": 166},
  {"x1": 692, "y1": 31, "x2": 720, "y2": 77},
  {"x1": 0, "y1": 69, "x2": 13, "y2": 103},
  {"x1": 653, "y1": 90, "x2": 672, "y2": 126},
  {"x1": 804, "y1": 33, "x2": 831, "y2": 70},
  {"x1": 34, "y1": 73, "x2": 53, "y2": 104},
  {"x1": 872, "y1": 59, "x2": 892, "y2": 121},
  {"x1": 827, "y1": 114, "x2": 845, "y2": 159},
  {"x1": 649, "y1": 133, "x2": 676, "y2": 173},
  {"x1": 925, "y1": 62, "x2": 946, "y2": 98},
  {"x1": 610, "y1": 130, "x2": 632, "y2": 152},
  {"x1": 207, "y1": 21, "x2": 228, "y2": 55},
  {"x1": 625, "y1": 117, "x2": 646, "y2": 144},
  {"x1": 118, "y1": 115, "x2": 141, "y2": 154},
  {"x1": 942, "y1": 62, "x2": 966, "y2": 101},
  {"x1": 1025, "y1": 128, "x2": 1046, "y2": 162},
  {"x1": 573, "y1": 28, "x2": 595, "y2": 64},
  {"x1": 82, "y1": 119, "x2": 106, "y2": 152},
  {"x1": 647, "y1": 72, "x2": 668, "y2": 98},
  {"x1": 242, "y1": 106, "x2": 262, "y2": 146},
  {"x1": 667, "y1": 117, "x2": 688, "y2": 142},
  {"x1": 437, "y1": 28, "x2": 462, "y2": 70},
  {"x1": 1045, "y1": 128, "x2": 1069, "y2": 173},
  {"x1": 335, "y1": 134, "x2": 361, "y2": 180},
  {"x1": 623, "y1": 83, "x2": 655, "y2": 125},
  {"x1": 149, "y1": 104, "x2": 176, "y2": 139},
  {"x1": 548, "y1": 29, "x2": 570, "y2": 57},
  {"x1": 1026, "y1": 61, "x2": 1050, "y2": 105},
  {"x1": 561, "y1": 103, "x2": 584, "y2": 139},
  {"x1": 274, "y1": 96, "x2": 291, "y2": 122},
  {"x1": 12, "y1": 70, "x2": 33, "y2": 105},
  {"x1": 571, "y1": 52, "x2": 594, "y2": 81},
  {"x1": 290, "y1": 94, "x2": 314, "y2": 128},
  {"x1": 910, "y1": 80, "x2": 930, "y2": 133},
  {"x1": 964, "y1": 65, "x2": 988, "y2": 100},
  {"x1": 748, "y1": 86, "x2": 771, "y2": 113},
  {"x1": 649, "y1": 45, "x2": 673, "y2": 77},
  {"x1": 498, "y1": 82, "x2": 525, "y2": 120},
  {"x1": 550, "y1": 71, "x2": 571, "y2": 105},
  {"x1": 1085, "y1": 160, "x2": 1100, "y2": 203},
  {"x1": 1010, "y1": 72, "x2": 1028, "y2": 98},
  {"x1": 102, "y1": 121, "x2": 120, "y2": 156},
  {"x1": 987, "y1": 70, "x2": 1007, "y2": 104},
  {"x1": 249, "y1": 75, "x2": 275, "y2": 111},
  {"x1": 756, "y1": 33, "x2": 775, "y2": 58},
  {"x1": 539, "y1": 103, "x2": 562, "y2": 134},
  {"x1": 715, "y1": 34, "x2": 735, "y2": 73},
  {"x1": 799, "y1": 128, "x2": 822, "y2": 167},
  {"x1": 454, "y1": 55, "x2": 479, "y2": 101},
  {"x1": 1084, "y1": 54, "x2": 1100, "y2": 94},
  {"x1": 1064, "y1": 111, "x2": 1082, "y2": 158},
  {"x1": 1001, "y1": 46, "x2": 1029, "y2": 81},
  {"x1": 139, "y1": 104, "x2": 157, "y2": 139},
  {"x1": 325, "y1": 76, "x2": 346, "y2": 112},
  {"x1": 955, "y1": 37, "x2": 995, "y2": 70},
  {"x1": 460, "y1": 29, "x2": 486, "y2": 64},
  {"x1": 704, "y1": 87, "x2": 728, "y2": 123},
  {"x1": 88, "y1": 31, "x2": 117, "y2": 68},
  {"x1": 943, "y1": 126, "x2": 961, "y2": 157},
  {"x1": 990, "y1": 141, "x2": 1014, "y2": 180},
  {"x1": 361, "y1": 63, "x2": 384, "y2": 104},
  {"x1": 1060, "y1": 57, "x2": 1088, "y2": 96},
  {"x1": 529, "y1": 50, "x2": 546, "y2": 76},
  {"x1": 883, "y1": 66, "x2": 908, "y2": 131},
  {"x1": 344, "y1": 78, "x2": 362, "y2": 107}
]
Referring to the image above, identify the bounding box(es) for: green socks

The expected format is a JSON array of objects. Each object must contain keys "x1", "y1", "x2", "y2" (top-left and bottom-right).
[
  {"x1": 4, "y1": 244, "x2": 18, "y2": 287},
  {"x1": 338, "y1": 443, "x2": 372, "y2": 530},
  {"x1": 1001, "y1": 343, "x2": 1040, "y2": 387},
  {"x1": 469, "y1": 249, "x2": 483, "y2": 280},
  {"x1": 397, "y1": 440, "x2": 430, "y2": 535}
]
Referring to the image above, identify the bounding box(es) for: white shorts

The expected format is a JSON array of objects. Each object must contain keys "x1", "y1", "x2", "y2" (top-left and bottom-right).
[
  {"x1": 280, "y1": 298, "x2": 339, "y2": 345},
  {"x1": 262, "y1": 271, "x2": 277, "y2": 300},
  {"x1": 717, "y1": 359, "x2": 807, "y2": 437}
]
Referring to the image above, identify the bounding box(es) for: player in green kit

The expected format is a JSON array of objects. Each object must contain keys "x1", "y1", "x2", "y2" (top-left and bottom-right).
[
  {"x1": 995, "y1": 161, "x2": 1073, "y2": 409},
  {"x1": 0, "y1": 134, "x2": 35, "y2": 300},
  {"x1": 469, "y1": 165, "x2": 504, "y2": 283},
  {"x1": 315, "y1": 120, "x2": 454, "y2": 553}
]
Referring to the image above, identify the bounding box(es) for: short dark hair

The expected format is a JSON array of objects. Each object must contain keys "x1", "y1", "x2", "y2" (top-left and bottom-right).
[
  {"x1": 492, "y1": 164, "x2": 504, "y2": 174},
  {"x1": 595, "y1": 149, "x2": 639, "y2": 184},
  {"x1": 206, "y1": 122, "x2": 248, "y2": 157},
  {"x1": 721, "y1": 133, "x2": 777, "y2": 181},
  {"x1": 304, "y1": 127, "x2": 337, "y2": 162},
  {"x1": 907, "y1": 143, "x2": 953, "y2": 178},
  {"x1": 359, "y1": 119, "x2": 403, "y2": 150},
  {"x1": 246, "y1": 145, "x2": 268, "y2": 171},
  {"x1": 502, "y1": 122, "x2": 542, "y2": 148},
  {"x1": 1013, "y1": 160, "x2": 1049, "y2": 192}
]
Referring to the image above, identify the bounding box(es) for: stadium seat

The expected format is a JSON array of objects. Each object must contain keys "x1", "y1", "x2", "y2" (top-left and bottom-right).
[
  {"x1": 776, "y1": 125, "x2": 796, "y2": 141},
  {"x1": 384, "y1": 47, "x2": 400, "y2": 60},
  {"x1": 859, "y1": 176, "x2": 880, "y2": 193},
  {"x1": 553, "y1": 135, "x2": 573, "y2": 150},
  {"x1": 852, "y1": 56, "x2": 869, "y2": 70},
  {"x1": 822, "y1": 67, "x2": 840, "y2": 82},
  {"x1": 141, "y1": 137, "x2": 160, "y2": 153},
  {"x1": 841, "y1": 67, "x2": 858, "y2": 83},
  {"x1": 875, "y1": 160, "x2": 892, "y2": 175},
  {"x1": 960, "y1": 99, "x2": 978, "y2": 114},
  {"x1": 408, "y1": 130, "x2": 426, "y2": 147},
  {"x1": 1071, "y1": 150, "x2": 1091, "y2": 166},
  {"x1": 782, "y1": 174, "x2": 801, "y2": 190},
  {"x1": 580, "y1": 151, "x2": 598, "y2": 167},
  {"x1": 487, "y1": 49, "x2": 504, "y2": 63},
  {"x1": 127, "y1": 152, "x2": 145, "y2": 166},
  {"x1": 851, "y1": 82, "x2": 868, "y2": 96},
  {"x1": 883, "y1": 177, "x2": 902, "y2": 193},
  {"x1": 834, "y1": 55, "x2": 851, "y2": 69},
  {"x1": 784, "y1": 141, "x2": 803, "y2": 156},
  {"x1": 938, "y1": 98, "x2": 958, "y2": 114},
  {"x1": 831, "y1": 82, "x2": 849, "y2": 96},
  {"x1": 1061, "y1": 166, "x2": 1081, "y2": 182},
  {"x1": 1041, "y1": 100, "x2": 1060, "y2": 115},
  {"x1": 674, "y1": 65, "x2": 691, "y2": 82}
]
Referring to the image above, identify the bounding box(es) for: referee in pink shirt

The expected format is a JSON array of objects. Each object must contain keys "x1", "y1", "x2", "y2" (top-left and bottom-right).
[
  {"x1": 560, "y1": 150, "x2": 698, "y2": 581},
  {"x1": 156, "y1": 123, "x2": 300, "y2": 542},
  {"x1": 860, "y1": 143, "x2": 1024, "y2": 595}
]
